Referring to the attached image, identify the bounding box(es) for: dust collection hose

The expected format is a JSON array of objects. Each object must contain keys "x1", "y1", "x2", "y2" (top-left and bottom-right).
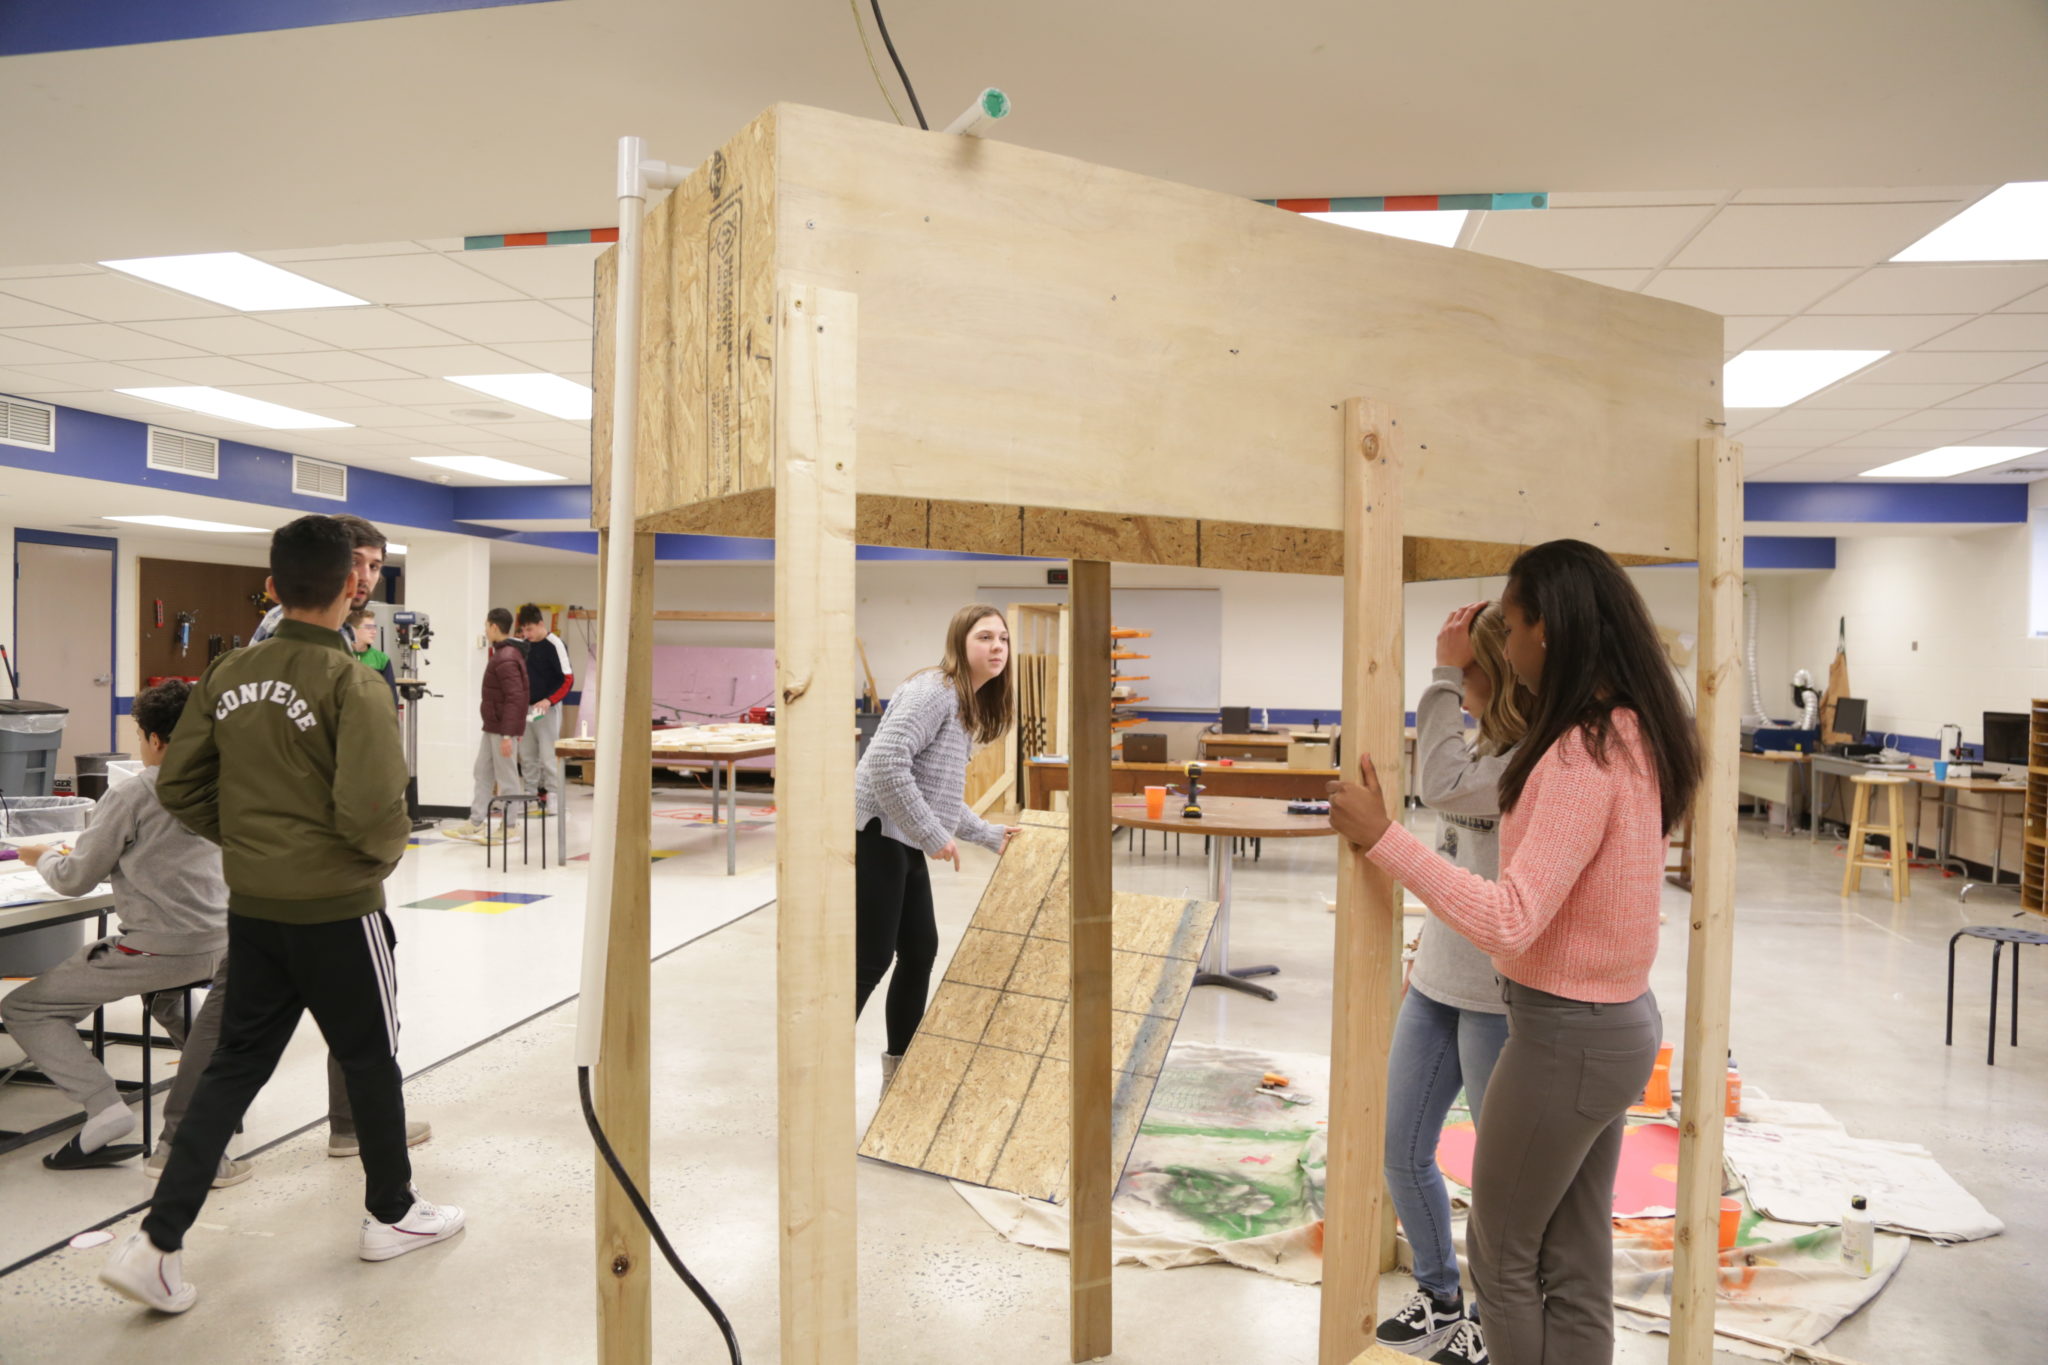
[{"x1": 1742, "y1": 582, "x2": 1768, "y2": 727}]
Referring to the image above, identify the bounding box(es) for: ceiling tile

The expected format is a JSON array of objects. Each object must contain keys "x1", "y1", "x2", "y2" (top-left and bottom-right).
[
  {"x1": 2007, "y1": 362, "x2": 2048, "y2": 384},
  {"x1": 0, "y1": 293, "x2": 91, "y2": 327},
  {"x1": 257, "y1": 309, "x2": 466, "y2": 349},
  {"x1": 8, "y1": 323, "x2": 205, "y2": 362},
  {"x1": 253, "y1": 349, "x2": 420, "y2": 382},
  {"x1": 1644, "y1": 268, "x2": 1857, "y2": 315},
  {"x1": 1754, "y1": 314, "x2": 1971, "y2": 350},
  {"x1": 14, "y1": 360, "x2": 208, "y2": 390},
  {"x1": 1859, "y1": 352, "x2": 2048, "y2": 383},
  {"x1": 1731, "y1": 186, "x2": 1993, "y2": 204},
  {"x1": 0, "y1": 273, "x2": 231, "y2": 323},
  {"x1": 1798, "y1": 382, "x2": 1978, "y2": 408},
  {"x1": 330, "y1": 377, "x2": 495, "y2": 405},
  {"x1": 1669, "y1": 202, "x2": 1964, "y2": 268},
  {"x1": 131, "y1": 315, "x2": 328, "y2": 354},
  {"x1": 1918, "y1": 314, "x2": 2048, "y2": 350},
  {"x1": 0, "y1": 265, "x2": 101, "y2": 281},
  {"x1": 1554, "y1": 268, "x2": 1651, "y2": 290},
  {"x1": 393, "y1": 301, "x2": 589, "y2": 343},
  {"x1": 1844, "y1": 426, "x2": 1991, "y2": 446},
  {"x1": 1751, "y1": 408, "x2": 1912, "y2": 432},
  {"x1": 289, "y1": 425, "x2": 397, "y2": 445},
  {"x1": 1543, "y1": 191, "x2": 1725, "y2": 208},
  {"x1": 1722, "y1": 317, "x2": 1787, "y2": 351},
  {"x1": 0, "y1": 366, "x2": 83, "y2": 394},
  {"x1": 1810, "y1": 264, "x2": 2048, "y2": 315},
  {"x1": 133, "y1": 356, "x2": 298, "y2": 386},
  {"x1": 1998, "y1": 284, "x2": 2048, "y2": 312},
  {"x1": 252, "y1": 242, "x2": 432, "y2": 263},
  {"x1": 546, "y1": 297, "x2": 595, "y2": 325},
  {"x1": 0, "y1": 334, "x2": 90, "y2": 366},
  {"x1": 1938, "y1": 384, "x2": 2048, "y2": 409},
  {"x1": 450, "y1": 244, "x2": 607, "y2": 299},
  {"x1": 284, "y1": 254, "x2": 526, "y2": 306},
  {"x1": 319, "y1": 404, "x2": 467, "y2": 429},
  {"x1": 1469, "y1": 206, "x2": 1713, "y2": 269},
  {"x1": 490, "y1": 339, "x2": 597, "y2": 372},
  {"x1": 218, "y1": 381, "x2": 372, "y2": 411},
  {"x1": 356, "y1": 344, "x2": 535, "y2": 377},
  {"x1": 1878, "y1": 409, "x2": 2026, "y2": 431},
  {"x1": 1723, "y1": 407, "x2": 1777, "y2": 433}
]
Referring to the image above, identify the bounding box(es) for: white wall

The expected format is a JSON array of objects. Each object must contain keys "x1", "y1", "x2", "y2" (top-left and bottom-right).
[{"x1": 407, "y1": 534, "x2": 494, "y2": 811}]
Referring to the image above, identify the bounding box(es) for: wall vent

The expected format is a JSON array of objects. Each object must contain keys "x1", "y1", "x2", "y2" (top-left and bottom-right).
[
  {"x1": 293, "y1": 454, "x2": 348, "y2": 501},
  {"x1": 146, "y1": 426, "x2": 220, "y2": 478},
  {"x1": 0, "y1": 394, "x2": 56, "y2": 452}
]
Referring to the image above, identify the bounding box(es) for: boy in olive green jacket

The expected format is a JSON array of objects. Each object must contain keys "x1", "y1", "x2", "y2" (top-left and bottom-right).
[{"x1": 100, "y1": 516, "x2": 467, "y2": 1315}]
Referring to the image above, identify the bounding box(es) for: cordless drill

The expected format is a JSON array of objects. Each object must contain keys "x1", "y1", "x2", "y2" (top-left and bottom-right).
[{"x1": 1182, "y1": 761, "x2": 1204, "y2": 819}]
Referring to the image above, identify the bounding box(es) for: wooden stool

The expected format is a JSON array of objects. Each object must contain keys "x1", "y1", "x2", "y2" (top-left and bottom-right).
[{"x1": 1841, "y1": 774, "x2": 1910, "y2": 900}]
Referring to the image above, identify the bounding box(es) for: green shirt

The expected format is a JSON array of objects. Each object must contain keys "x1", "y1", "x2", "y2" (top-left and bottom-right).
[{"x1": 357, "y1": 646, "x2": 392, "y2": 673}]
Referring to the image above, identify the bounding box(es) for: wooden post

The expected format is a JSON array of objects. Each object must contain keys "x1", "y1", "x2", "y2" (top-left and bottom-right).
[
  {"x1": 594, "y1": 528, "x2": 656, "y2": 1363},
  {"x1": 774, "y1": 280, "x2": 861, "y2": 1365},
  {"x1": 1322, "y1": 399, "x2": 1405, "y2": 1365},
  {"x1": 1670, "y1": 436, "x2": 1743, "y2": 1364},
  {"x1": 1067, "y1": 558, "x2": 1114, "y2": 1362}
]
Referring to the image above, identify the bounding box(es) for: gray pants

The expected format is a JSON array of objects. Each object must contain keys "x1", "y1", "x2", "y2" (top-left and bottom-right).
[
  {"x1": 156, "y1": 956, "x2": 362, "y2": 1147},
  {"x1": 0, "y1": 936, "x2": 225, "y2": 1115},
  {"x1": 1468, "y1": 981, "x2": 1661, "y2": 1365},
  {"x1": 516, "y1": 704, "x2": 563, "y2": 801},
  {"x1": 470, "y1": 730, "x2": 525, "y2": 823}
]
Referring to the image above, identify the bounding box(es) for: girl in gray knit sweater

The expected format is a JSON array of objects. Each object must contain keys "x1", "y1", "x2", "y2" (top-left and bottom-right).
[
  {"x1": 853, "y1": 605, "x2": 1022, "y2": 1088},
  {"x1": 1375, "y1": 601, "x2": 1533, "y2": 1359}
]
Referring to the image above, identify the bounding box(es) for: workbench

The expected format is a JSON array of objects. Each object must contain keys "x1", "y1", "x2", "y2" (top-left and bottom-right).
[{"x1": 1025, "y1": 758, "x2": 1339, "y2": 811}]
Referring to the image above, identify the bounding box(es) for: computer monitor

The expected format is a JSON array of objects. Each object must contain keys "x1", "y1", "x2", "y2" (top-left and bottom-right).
[
  {"x1": 1982, "y1": 711, "x2": 2028, "y2": 783},
  {"x1": 1220, "y1": 705, "x2": 1252, "y2": 735},
  {"x1": 1830, "y1": 697, "x2": 1867, "y2": 744}
]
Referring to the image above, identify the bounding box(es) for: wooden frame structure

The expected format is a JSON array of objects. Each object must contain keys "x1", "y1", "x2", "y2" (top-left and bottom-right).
[{"x1": 591, "y1": 102, "x2": 1738, "y2": 1365}]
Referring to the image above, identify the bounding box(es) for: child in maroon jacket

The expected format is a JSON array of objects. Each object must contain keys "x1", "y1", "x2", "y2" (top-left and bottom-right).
[{"x1": 441, "y1": 607, "x2": 528, "y2": 842}]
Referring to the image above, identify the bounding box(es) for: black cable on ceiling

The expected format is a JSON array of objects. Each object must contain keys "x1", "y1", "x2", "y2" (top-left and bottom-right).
[{"x1": 868, "y1": 0, "x2": 928, "y2": 130}]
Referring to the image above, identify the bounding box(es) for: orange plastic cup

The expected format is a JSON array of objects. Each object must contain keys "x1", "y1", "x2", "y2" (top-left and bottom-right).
[
  {"x1": 1719, "y1": 1196, "x2": 1741, "y2": 1250},
  {"x1": 1641, "y1": 1043, "x2": 1674, "y2": 1110},
  {"x1": 1144, "y1": 786, "x2": 1167, "y2": 819}
]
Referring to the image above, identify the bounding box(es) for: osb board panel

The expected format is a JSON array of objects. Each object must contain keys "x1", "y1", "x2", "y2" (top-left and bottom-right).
[
  {"x1": 855, "y1": 494, "x2": 928, "y2": 549},
  {"x1": 1202, "y1": 521, "x2": 1345, "y2": 575},
  {"x1": 638, "y1": 487, "x2": 777, "y2": 539},
  {"x1": 928, "y1": 499, "x2": 1024, "y2": 556},
  {"x1": 858, "y1": 817, "x2": 1216, "y2": 1203},
  {"x1": 1021, "y1": 508, "x2": 1199, "y2": 567},
  {"x1": 771, "y1": 102, "x2": 1718, "y2": 559},
  {"x1": 593, "y1": 108, "x2": 778, "y2": 528}
]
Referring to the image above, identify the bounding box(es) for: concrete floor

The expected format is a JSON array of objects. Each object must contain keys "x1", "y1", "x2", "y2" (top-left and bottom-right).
[{"x1": 1, "y1": 811, "x2": 2042, "y2": 1362}]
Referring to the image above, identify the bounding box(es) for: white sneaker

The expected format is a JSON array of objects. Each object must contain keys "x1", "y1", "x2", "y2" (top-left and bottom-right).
[
  {"x1": 144, "y1": 1149, "x2": 252, "y2": 1189},
  {"x1": 359, "y1": 1194, "x2": 466, "y2": 1262},
  {"x1": 439, "y1": 820, "x2": 485, "y2": 841},
  {"x1": 99, "y1": 1231, "x2": 197, "y2": 1313}
]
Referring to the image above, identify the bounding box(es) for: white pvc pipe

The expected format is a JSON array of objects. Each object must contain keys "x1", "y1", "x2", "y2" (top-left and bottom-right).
[
  {"x1": 574, "y1": 136, "x2": 651, "y2": 1071},
  {"x1": 942, "y1": 87, "x2": 1011, "y2": 137}
]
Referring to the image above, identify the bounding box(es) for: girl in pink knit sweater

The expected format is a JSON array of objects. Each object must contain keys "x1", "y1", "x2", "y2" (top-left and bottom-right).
[{"x1": 1329, "y1": 540, "x2": 1700, "y2": 1365}]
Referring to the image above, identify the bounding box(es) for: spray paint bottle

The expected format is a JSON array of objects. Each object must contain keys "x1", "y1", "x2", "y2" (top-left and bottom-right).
[{"x1": 1841, "y1": 1194, "x2": 1875, "y2": 1277}]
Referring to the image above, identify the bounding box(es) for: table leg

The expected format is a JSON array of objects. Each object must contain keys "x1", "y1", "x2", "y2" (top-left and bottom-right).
[
  {"x1": 1809, "y1": 762, "x2": 1820, "y2": 843},
  {"x1": 708, "y1": 762, "x2": 721, "y2": 826},
  {"x1": 726, "y1": 760, "x2": 739, "y2": 877},
  {"x1": 1938, "y1": 789, "x2": 1970, "y2": 880},
  {"x1": 1192, "y1": 834, "x2": 1277, "y2": 1000},
  {"x1": 1962, "y1": 790, "x2": 2021, "y2": 902}
]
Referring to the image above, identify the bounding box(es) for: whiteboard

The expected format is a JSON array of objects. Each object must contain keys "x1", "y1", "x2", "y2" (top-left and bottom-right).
[{"x1": 978, "y1": 585, "x2": 1222, "y2": 710}]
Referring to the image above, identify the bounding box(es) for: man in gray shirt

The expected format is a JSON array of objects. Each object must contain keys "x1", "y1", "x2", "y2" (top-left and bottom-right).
[{"x1": 6, "y1": 680, "x2": 229, "y2": 1169}]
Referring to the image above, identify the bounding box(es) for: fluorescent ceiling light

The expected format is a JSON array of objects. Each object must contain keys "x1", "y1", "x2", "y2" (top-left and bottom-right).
[
  {"x1": 1858, "y1": 445, "x2": 2044, "y2": 479},
  {"x1": 1721, "y1": 350, "x2": 1887, "y2": 407},
  {"x1": 445, "y1": 373, "x2": 593, "y2": 421},
  {"x1": 386, "y1": 543, "x2": 409, "y2": 555},
  {"x1": 104, "y1": 515, "x2": 267, "y2": 533},
  {"x1": 1891, "y1": 182, "x2": 2048, "y2": 262},
  {"x1": 412, "y1": 455, "x2": 565, "y2": 482},
  {"x1": 99, "y1": 252, "x2": 368, "y2": 311},
  {"x1": 1302, "y1": 209, "x2": 1468, "y2": 247},
  {"x1": 117, "y1": 386, "x2": 354, "y2": 429}
]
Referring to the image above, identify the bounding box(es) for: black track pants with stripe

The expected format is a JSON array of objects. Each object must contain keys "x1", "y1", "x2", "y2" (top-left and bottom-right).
[{"x1": 145, "y1": 910, "x2": 412, "y2": 1250}]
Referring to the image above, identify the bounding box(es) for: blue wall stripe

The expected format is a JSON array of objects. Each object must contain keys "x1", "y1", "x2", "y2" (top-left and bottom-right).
[
  {"x1": 1745, "y1": 481, "x2": 2025, "y2": 524},
  {"x1": 1744, "y1": 536, "x2": 1836, "y2": 570},
  {"x1": 0, "y1": 0, "x2": 558, "y2": 56}
]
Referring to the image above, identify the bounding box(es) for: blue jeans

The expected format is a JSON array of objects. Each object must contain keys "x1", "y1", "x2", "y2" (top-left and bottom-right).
[{"x1": 1384, "y1": 983, "x2": 1511, "y2": 1299}]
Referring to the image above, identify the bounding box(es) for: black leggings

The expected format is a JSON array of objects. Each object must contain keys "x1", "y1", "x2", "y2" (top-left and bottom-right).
[{"x1": 854, "y1": 819, "x2": 939, "y2": 1056}]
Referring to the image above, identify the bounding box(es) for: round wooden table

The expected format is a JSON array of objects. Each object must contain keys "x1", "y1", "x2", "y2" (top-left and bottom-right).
[{"x1": 1110, "y1": 794, "x2": 1336, "y2": 1000}]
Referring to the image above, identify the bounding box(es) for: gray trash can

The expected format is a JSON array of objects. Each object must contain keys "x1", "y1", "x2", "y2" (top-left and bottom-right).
[
  {"x1": 0, "y1": 700, "x2": 67, "y2": 798},
  {"x1": 73, "y1": 752, "x2": 130, "y2": 803},
  {"x1": 0, "y1": 793, "x2": 100, "y2": 976}
]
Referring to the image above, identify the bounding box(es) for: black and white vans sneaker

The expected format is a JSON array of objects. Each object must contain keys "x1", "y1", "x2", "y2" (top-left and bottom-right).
[
  {"x1": 1428, "y1": 1317, "x2": 1489, "y2": 1365},
  {"x1": 1376, "y1": 1288, "x2": 1465, "y2": 1355}
]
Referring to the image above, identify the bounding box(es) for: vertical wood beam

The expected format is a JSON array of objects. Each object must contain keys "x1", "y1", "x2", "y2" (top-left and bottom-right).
[
  {"x1": 1670, "y1": 437, "x2": 1743, "y2": 1364},
  {"x1": 1322, "y1": 399, "x2": 1405, "y2": 1365},
  {"x1": 774, "y1": 281, "x2": 861, "y2": 1365},
  {"x1": 1067, "y1": 558, "x2": 1115, "y2": 1362},
  {"x1": 595, "y1": 527, "x2": 656, "y2": 1363}
]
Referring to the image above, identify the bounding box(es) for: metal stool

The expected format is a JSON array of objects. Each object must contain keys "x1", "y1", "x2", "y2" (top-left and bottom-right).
[
  {"x1": 1946, "y1": 924, "x2": 2048, "y2": 1065},
  {"x1": 137, "y1": 978, "x2": 207, "y2": 1154},
  {"x1": 1841, "y1": 774, "x2": 1910, "y2": 900},
  {"x1": 486, "y1": 791, "x2": 549, "y2": 869}
]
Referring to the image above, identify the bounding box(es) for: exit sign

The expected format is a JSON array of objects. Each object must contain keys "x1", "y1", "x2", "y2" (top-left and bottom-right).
[{"x1": 1046, "y1": 568, "x2": 1069, "y2": 585}]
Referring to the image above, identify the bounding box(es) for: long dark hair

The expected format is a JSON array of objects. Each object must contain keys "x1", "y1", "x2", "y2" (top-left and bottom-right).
[
  {"x1": 1498, "y1": 540, "x2": 1700, "y2": 834},
  {"x1": 934, "y1": 604, "x2": 1014, "y2": 746}
]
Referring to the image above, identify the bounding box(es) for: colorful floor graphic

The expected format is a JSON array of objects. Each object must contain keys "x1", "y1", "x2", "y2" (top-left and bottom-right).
[{"x1": 403, "y1": 889, "x2": 552, "y2": 915}]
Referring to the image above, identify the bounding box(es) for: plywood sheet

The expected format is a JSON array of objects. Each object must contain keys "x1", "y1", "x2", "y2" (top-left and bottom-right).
[{"x1": 857, "y1": 818, "x2": 1217, "y2": 1203}]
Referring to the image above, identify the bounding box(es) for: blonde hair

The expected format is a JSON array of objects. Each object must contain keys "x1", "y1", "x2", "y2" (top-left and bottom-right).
[
  {"x1": 930, "y1": 604, "x2": 1014, "y2": 746},
  {"x1": 1470, "y1": 604, "x2": 1532, "y2": 756}
]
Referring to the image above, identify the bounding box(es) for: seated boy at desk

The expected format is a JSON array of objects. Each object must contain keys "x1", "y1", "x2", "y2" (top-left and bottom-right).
[{"x1": 2, "y1": 680, "x2": 230, "y2": 1170}]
